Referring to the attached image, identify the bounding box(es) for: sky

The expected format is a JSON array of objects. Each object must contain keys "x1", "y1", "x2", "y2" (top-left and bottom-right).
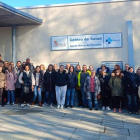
[{"x1": 0, "y1": 0, "x2": 102, "y2": 7}]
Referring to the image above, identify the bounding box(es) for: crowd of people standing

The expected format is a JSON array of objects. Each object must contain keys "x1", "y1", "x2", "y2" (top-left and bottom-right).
[{"x1": 0, "y1": 54, "x2": 140, "y2": 114}]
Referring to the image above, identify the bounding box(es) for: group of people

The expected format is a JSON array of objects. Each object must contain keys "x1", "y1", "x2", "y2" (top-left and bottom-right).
[{"x1": 0, "y1": 54, "x2": 140, "y2": 114}]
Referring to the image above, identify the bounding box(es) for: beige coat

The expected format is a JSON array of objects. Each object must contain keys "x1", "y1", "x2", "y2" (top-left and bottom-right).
[{"x1": 0, "y1": 72, "x2": 6, "y2": 88}]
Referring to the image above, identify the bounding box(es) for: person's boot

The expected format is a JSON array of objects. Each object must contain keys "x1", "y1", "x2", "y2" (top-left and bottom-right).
[
  {"x1": 16, "y1": 98, "x2": 19, "y2": 104},
  {"x1": 39, "y1": 102, "x2": 42, "y2": 107},
  {"x1": 31, "y1": 102, "x2": 35, "y2": 105}
]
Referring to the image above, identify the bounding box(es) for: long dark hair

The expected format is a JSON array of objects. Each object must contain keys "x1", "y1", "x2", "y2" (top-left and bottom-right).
[{"x1": 47, "y1": 64, "x2": 54, "y2": 72}]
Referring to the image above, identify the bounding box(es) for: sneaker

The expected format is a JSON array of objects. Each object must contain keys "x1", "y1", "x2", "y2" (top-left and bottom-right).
[
  {"x1": 95, "y1": 108, "x2": 98, "y2": 111},
  {"x1": 106, "y1": 106, "x2": 111, "y2": 111},
  {"x1": 129, "y1": 112, "x2": 132, "y2": 114},
  {"x1": 7, "y1": 102, "x2": 10, "y2": 105},
  {"x1": 50, "y1": 103, "x2": 53, "y2": 107},
  {"x1": 21, "y1": 104, "x2": 24, "y2": 108},
  {"x1": 57, "y1": 105, "x2": 60, "y2": 109},
  {"x1": 61, "y1": 105, "x2": 64, "y2": 109},
  {"x1": 12, "y1": 103, "x2": 15, "y2": 107},
  {"x1": 102, "y1": 106, "x2": 105, "y2": 111},
  {"x1": 26, "y1": 103, "x2": 30, "y2": 107},
  {"x1": 89, "y1": 108, "x2": 92, "y2": 110}
]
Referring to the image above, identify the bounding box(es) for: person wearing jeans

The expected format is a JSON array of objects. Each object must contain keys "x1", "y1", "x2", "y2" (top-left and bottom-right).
[
  {"x1": 32, "y1": 66, "x2": 44, "y2": 107},
  {"x1": 124, "y1": 66, "x2": 139, "y2": 114},
  {"x1": 5, "y1": 65, "x2": 17, "y2": 106},
  {"x1": 84, "y1": 70, "x2": 101, "y2": 110},
  {"x1": 78, "y1": 65, "x2": 90, "y2": 108},
  {"x1": 54, "y1": 65, "x2": 69, "y2": 109},
  {"x1": 43, "y1": 64, "x2": 55, "y2": 107},
  {"x1": 66, "y1": 66, "x2": 78, "y2": 108}
]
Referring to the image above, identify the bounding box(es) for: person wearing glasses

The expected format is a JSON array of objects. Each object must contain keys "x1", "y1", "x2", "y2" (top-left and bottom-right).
[{"x1": 109, "y1": 69, "x2": 124, "y2": 113}]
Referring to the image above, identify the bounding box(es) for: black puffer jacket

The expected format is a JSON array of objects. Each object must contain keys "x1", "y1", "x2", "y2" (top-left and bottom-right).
[
  {"x1": 54, "y1": 70, "x2": 69, "y2": 87},
  {"x1": 99, "y1": 75, "x2": 111, "y2": 97},
  {"x1": 44, "y1": 71, "x2": 55, "y2": 91},
  {"x1": 124, "y1": 72, "x2": 139, "y2": 95}
]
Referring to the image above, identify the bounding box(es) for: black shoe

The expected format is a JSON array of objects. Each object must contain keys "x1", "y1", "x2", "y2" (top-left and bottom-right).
[
  {"x1": 95, "y1": 108, "x2": 98, "y2": 111},
  {"x1": 82, "y1": 105, "x2": 86, "y2": 108},
  {"x1": 89, "y1": 108, "x2": 92, "y2": 110},
  {"x1": 70, "y1": 105, "x2": 73, "y2": 108},
  {"x1": 65, "y1": 105, "x2": 69, "y2": 108}
]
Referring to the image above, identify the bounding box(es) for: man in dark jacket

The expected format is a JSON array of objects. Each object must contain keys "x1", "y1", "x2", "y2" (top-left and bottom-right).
[
  {"x1": 78, "y1": 65, "x2": 90, "y2": 107},
  {"x1": 66, "y1": 66, "x2": 78, "y2": 108},
  {"x1": 124, "y1": 66, "x2": 139, "y2": 114},
  {"x1": 54, "y1": 65, "x2": 69, "y2": 109},
  {"x1": 43, "y1": 64, "x2": 55, "y2": 107}
]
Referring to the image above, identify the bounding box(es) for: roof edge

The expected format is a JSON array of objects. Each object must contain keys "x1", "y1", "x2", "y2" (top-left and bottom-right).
[
  {"x1": 16, "y1": 0, "x2": 139, "y2": 10},
  {"x1": 0, "y1": 1, "x2": 42, "y2": 24}
]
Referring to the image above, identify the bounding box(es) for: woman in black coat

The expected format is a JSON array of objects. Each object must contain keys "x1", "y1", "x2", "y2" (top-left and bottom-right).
[
  {"x1": 43, "y1": 64, "x2": 55, "y2": 107},
  {"x1": 99, "y1": 70, "x2": 111, "y2": 111}
]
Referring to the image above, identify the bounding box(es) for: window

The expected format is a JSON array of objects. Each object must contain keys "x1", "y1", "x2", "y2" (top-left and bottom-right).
[
  {"x1": 59, "y1": 62, "x2": 79, "y2": 68},
  {"x1": 101, "y1": 61, "x2": 123, "y2": 72}
]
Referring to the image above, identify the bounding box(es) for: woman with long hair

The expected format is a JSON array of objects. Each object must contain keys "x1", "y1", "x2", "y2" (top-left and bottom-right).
[
  {"x1": 5, "y1": 65, "x2": 17, "y2": 106},
  {"x1": 43, "y1": 64, "x2": 55, "y2": 107},
  {"x1": 19, "y1": 64, "x2": 35, "y2": 108},
  {"x1": 32, "y1": 66, "x2": 44, "y2": 107},
  {"x1": 109, "y1": 69, "x2": 124, "y2": 113}
]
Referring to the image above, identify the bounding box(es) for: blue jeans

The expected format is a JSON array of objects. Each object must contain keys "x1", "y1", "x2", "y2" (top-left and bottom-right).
[
  {"x1": 33, "y1": 86, "x2": 42, "y2": 102},
  {"x1": 44, "y1": 91, "x2": 54, "y2": 104},
  {"x1": 127, "y1": 94, "x2": 138, "y2": 112},
  {"x1": 7, "y1": 90, "x2": 15, "y2": 103},
  {"x1": 66, "y1": 88, "x2": 75, "y2": 106},
  {"x1": 88, "y1": 92, "x2": 98, "y2": 109},
  {"x1": 80, "y1": 86, "x2": 87, "y2": 106}
]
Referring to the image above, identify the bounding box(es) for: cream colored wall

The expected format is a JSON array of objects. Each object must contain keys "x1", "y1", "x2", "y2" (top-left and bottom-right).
[
  {"x1": 0, "y1": 27, "x2": 12, "y2": 62},
  {"x1": 15, "y1": 1, "x2": 140, "y2": 69}
]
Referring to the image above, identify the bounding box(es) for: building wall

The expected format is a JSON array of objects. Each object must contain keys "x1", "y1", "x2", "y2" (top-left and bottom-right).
[
  {"x1": 0, "y1": 27, "x2": 12, "y2": 62},
  {"x1": 1, "y1": 0, "x2": 140, "y2": 70}
]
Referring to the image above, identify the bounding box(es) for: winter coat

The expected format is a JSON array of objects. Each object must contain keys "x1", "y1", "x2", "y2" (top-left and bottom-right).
[
  {"x1": 0, "y1": 72, "x2": 6, "y2": 88},
  {"x1": 19, "y1": 70, "x2": 35, "y2": 94},
  {"x1": 34, "y1": 72, "x2": 44, "y2": 88},
  {"x1": 54, "y1": 70, "x2": 69, "y2": 87},
  {"x1": 67, "y1": 72, "x2": 78, "y2": 89},
  {"x1": 5, "y1": 70, "x2": 17, "y2": 91},
  {"x1": 99, "y1": 75, "x2": 111, "y2": 97},
  {"x1": 124, "y1": 72, "x2": 139, "y2": 95},
  {"x1": 78, "y1": 70, "x2": 90, "y2": 87},
  {"x1": 75, "y1": 70, "x2": 81, "y2": 90},
  {"x1": 109, "y1": 76, "x2": 124, "y2": 97},
  {"x1": 84, "y1": 76, "x2": 101, "y2": 100},
  {"x1": 14, "y1": 66, "x2": 22, "y2": 88},
  {"x1": 44, "y1": 71, "x2": 55, "y2": 91}
]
